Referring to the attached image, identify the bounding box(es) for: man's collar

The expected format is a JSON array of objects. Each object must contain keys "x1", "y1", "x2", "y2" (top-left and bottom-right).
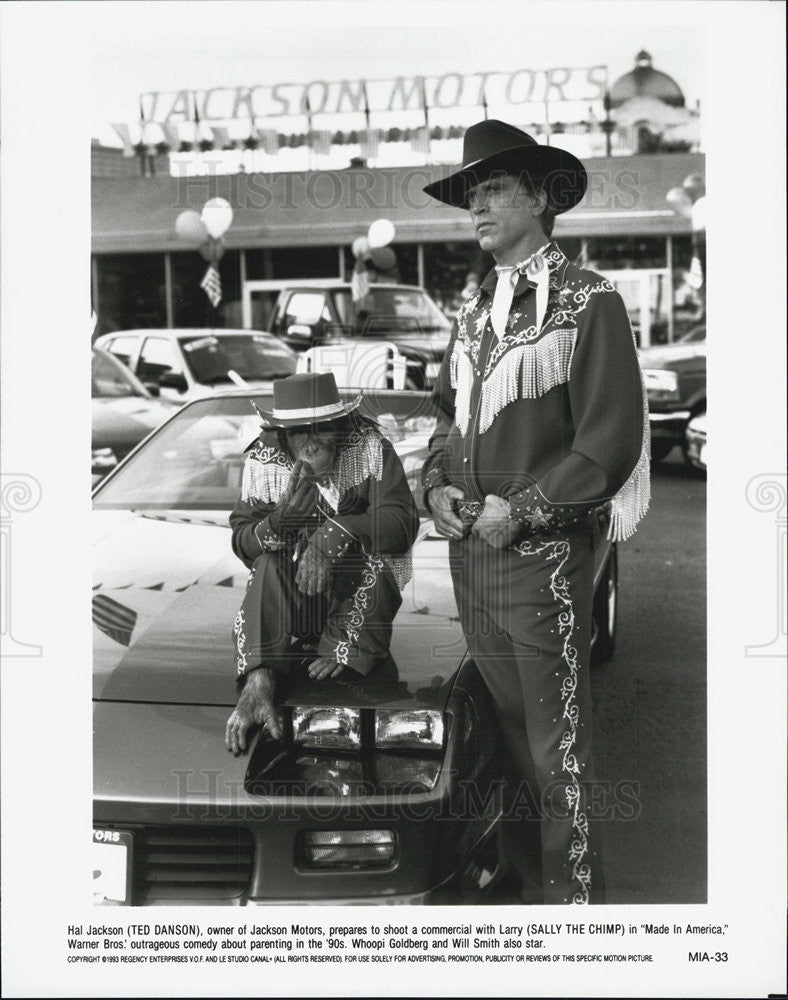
[{"x1": 479, "y1": 241, "x2": 567, "y2": 299}]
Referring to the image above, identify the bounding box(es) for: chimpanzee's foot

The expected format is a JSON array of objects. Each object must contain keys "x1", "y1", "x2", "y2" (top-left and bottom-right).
[{"x1": 307, "y1": 656, "x2": 346, "y2": 680}]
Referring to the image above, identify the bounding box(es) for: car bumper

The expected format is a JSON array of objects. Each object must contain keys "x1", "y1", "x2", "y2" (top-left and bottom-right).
[
  {"x1": 685, "y1": 429, "x2": 707, "y2": 470},
  {"x1": 93, "y1": 701, "x2": 506, "y2": 906},
  {"x1": 648, "y1": 409, "x2": 691, "y2": 442}
]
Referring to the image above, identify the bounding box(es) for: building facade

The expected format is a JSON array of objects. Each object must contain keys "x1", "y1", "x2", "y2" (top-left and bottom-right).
[
  {"x1": 92, "y1": 149, "x2": 705, "y2": 346},
  {"x1": 92, "y1": 52, "x2": 705, "y2": 345}
]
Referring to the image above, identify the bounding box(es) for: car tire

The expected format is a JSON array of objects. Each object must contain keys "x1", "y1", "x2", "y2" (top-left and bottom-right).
[
  {"x1": 591, "y1": 546, "x2": 618, "y2": 666},
  {"x1": 650, "y1": 438, "x2": 675, "y2": 463},
  {"x1": 682, "y1": 410, "x2": 706, "y2": 470}
]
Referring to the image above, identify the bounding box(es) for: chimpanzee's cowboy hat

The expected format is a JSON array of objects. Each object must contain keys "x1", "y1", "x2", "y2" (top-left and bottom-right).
[
  {"x1": 252, "y1": 372, "x2": 363, "y2": 428},
  {"x1": 423, "y1": 119, "x2": 587, "y2": 212}
]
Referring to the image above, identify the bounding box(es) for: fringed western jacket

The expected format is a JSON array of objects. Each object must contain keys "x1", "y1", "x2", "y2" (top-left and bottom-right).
[
  {"x1": 230, "y1": 424, "x2": 419, "y2": 587},
  {"x1": 422, "y1": 242, "x2": 650, "y2": 542}
]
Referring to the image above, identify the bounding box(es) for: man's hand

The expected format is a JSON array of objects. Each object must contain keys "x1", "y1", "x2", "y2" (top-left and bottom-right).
[
  {"x1": 472, "y1": 494, "x2": 520, "y2": 549},
  {"x1": 307, "y1": 656, "x2": 346, "y2": 680},
  {"x1": 268, "y1": 459, "x2": 318, "y2": 535},
  {"x1": 295, "y1": 542, "x2": 331, "y2": 596},
  {"x1": 428, "y1": 484, "x2": 468, "y2": 540},
  {"x1": 225, "y1": 668, "x2": 282, "y2": 755}
]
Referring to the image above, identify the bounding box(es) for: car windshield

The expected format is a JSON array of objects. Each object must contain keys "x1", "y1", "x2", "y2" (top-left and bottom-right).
[
  {"x1": 332, "y1": 288, "x2": 450, "y2": 334},
  {"x1": 92, "y1": 349, "x2": 148, "y2": 398},
  {"x1": 93, "y1": 393, "x2": 436, "y2": 511},
  {"x1": 179, "y1": 334, "x2": 296, "y2": 384}
]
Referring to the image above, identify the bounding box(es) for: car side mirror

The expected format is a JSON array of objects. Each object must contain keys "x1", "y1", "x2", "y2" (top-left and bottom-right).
[
  {"x1": 157, "y1": 371, "x2": 188, "y2": 392},
  {"x1": 142, "y1": 381, "x2": 161, "y2": 397}
]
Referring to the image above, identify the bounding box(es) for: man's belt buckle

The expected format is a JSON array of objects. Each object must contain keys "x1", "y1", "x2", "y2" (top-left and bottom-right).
[{"x1": 452, "y1": 499, "x2": 483, "y2": 525}]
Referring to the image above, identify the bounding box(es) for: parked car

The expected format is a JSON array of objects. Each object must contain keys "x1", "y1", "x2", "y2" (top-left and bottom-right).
[
  {"x1": 92, "y1": 388, "x2": 618, "y2": 906},
  {"x1": 255, "y1": 281, "x2": 451, "y2": 389},
  {"x1": 684, "y1": 411, "x2": 707, "y2": 472},
  {"x1": 639, "y1": 323, "x2": 706, "y2": 463},
  {"x1": 93, "y1": 328, "x2": 298, "y2": 402},
  {"x1": 91, "y1": 347, "x2": 179, "y2": 484}
]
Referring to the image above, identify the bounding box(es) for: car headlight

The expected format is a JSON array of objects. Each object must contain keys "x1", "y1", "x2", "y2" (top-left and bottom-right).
[
  {"x1": 298, "y1": 830, "x2": 397, "y2": 869},
  {"x1": 642, "y1": 369, "x2": 679, "y2": 399},
  {"x1": 375, "y1": 755, "x2": 442, "y2": 791},
  {"x1": 292, "y1": 707, "x2": 361, "y2": 750},
  {"x1": 374, "y1": 709, "x2": 445, "y2": 751}
]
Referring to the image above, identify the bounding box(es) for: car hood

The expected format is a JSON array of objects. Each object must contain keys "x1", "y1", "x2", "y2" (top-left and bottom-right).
[
  {"x1": 93, "y1": 512, "x2": 464, "y2": 710},
  {"x1": 638, "y1": 343, "x2": 706, "y2": 369},
  {"x1": 92, "y1": 396, "x2": 178, "y2": 452}
]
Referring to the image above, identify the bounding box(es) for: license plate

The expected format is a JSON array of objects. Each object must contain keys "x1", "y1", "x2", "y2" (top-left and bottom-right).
[
  {"x1": 425, "y1": 362, "x2": 442, "y2": 379},
  {"x1": 93, "y1": 829, "x2": 133, "y2": 905}
]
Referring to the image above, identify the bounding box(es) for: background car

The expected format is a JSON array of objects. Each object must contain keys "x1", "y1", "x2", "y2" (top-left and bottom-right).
[
  {"x1": 639, "y1": 322, "x2": 706, "y2": 463},
  {"x1": 684, "y1": 411, "x2": 707, "y2": 472},
  {"x1": 91, "y1": 347, "x2": 179, "y2": 484},
  {"x1": 92, "y1": 389, "x2": 618, "y2": 906},
  {"x1": 93, "y1": 328, "x2": 298, "y2": 402},
  {"x1": 254, "y1": 281, "x2": 452, "y2": 389}
]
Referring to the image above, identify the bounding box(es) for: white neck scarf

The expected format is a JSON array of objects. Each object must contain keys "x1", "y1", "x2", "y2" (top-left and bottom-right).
[{"x1": 489, "y1": 242, "x2": 551, "y2": 341}]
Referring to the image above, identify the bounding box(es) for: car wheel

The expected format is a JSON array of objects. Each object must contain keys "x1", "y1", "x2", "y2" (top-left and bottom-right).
[
  {"x1": 650, "y1": 439, "x2": 675, "y2": 463},
  {"x1": 591, "y1": 546, "x2": 618, "y2": 666},
  {"x1": 682, "y1": 411, "x2": 706, "y2": 469}
]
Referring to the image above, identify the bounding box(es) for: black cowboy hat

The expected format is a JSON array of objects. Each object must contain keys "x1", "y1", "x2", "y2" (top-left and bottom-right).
[
  {"x1": 252, "y1": 372, "x2": 363, "y2": 428},
  {"x1": 423, "y1": 119, "x2": 587, "y2": 212}
]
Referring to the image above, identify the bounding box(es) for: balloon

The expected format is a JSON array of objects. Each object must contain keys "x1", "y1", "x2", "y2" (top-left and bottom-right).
[
  {"x1": 691, "y1": 195, "x2": 707, "y2": 232},
  {"x1": 201, "y1": 197, "x2": 234, "y2": 239},
  {"x1": 174, "y1": 209, "x2": 208, "y2": 244},
  {"x1": 368, "y1": 246, "x2": 396, "y2": 271},
  {"x1": 682, "y1": 173, "x2": 706, "y2": 203},
  {"x1": 199, "y1": 237, "x2": 226, "y2": 262},
  {"x1": 686, "y1": 256, "x2": 704, "y2": 290},
  {"x1": 368, "y1": 218, "x2": 396, "y2": 248},
  {"x1": 352, "y1": 236, "x2": 370, "y2": 259},
  {"x1": 666, "y1": 186, "x2": 693, "y2": 219}
]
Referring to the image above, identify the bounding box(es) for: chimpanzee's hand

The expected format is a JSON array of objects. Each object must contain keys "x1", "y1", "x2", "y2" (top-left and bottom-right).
[
  {"x1": 307, "y1": 656, "x2": 346, "y2": 680},
  {"x1": 268, "y1": 459, "x2": 318, "y2": 535},
  {"x1": 295, "y1": 543, "x2": 331, "y2": 596},
  {"x1": 225, "y1": 668, "x2": 282, "y2": 755}
]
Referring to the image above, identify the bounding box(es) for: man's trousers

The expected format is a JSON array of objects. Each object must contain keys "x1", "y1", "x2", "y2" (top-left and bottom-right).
[
  {"x1": 449, "y1": 528, "x2": 605, "y2": 905},
  {"x1": 233, "y1": 549, "x2": 402, "y2": 677}
]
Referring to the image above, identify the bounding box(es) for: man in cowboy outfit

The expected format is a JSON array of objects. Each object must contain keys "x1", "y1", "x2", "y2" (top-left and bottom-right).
[
  {"x1": 421, "y1": 121, "x2": 650, "y2": 904},
  {"x1": 225, "y1": 372, "x2": 419, "y2": 755}
]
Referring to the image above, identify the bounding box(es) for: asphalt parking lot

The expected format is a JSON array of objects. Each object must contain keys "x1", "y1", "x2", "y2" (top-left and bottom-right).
[
  {"x1": 483, "y1": 448, "x2": 707, "y2": 905},
  {"x1": 592, "y1": 450, "x2": 707, "y2": 904}
]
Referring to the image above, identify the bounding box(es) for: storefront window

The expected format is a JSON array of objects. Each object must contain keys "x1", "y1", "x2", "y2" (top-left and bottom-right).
[
  {"x1": 671, "y1": 234, "x2": 706, "y2": 340},
  {"x1": 342, "y1": 242, "x2": 420, "y2": 288},
  {"x1": 553, "y1": 237, "x2": 583, "y2": 264},
  {"x1": 94, "y1": 254, "x2": 166, "y2": 336},
  {"x1": 421, "y1": 241, "x2": 487, "y2": 317},
  {"x1": 586, "y1": 236, "x2": 667, "y2": 270},
  {"x1": 245, "y1": 246, "x2": 342, "y2": 280},
  {"x1": 171, "y1": 250, "x2": 242, "y2": 328}
]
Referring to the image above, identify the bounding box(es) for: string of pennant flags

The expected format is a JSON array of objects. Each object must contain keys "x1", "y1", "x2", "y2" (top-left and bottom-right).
[{"x1": 111, "y1": 119, "x2": 608, "y2": 159}]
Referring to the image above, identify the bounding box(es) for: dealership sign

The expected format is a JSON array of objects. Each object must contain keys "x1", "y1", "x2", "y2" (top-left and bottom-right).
[{"x1": 140, "y1": 67, "x2": 609, "y2": 123}]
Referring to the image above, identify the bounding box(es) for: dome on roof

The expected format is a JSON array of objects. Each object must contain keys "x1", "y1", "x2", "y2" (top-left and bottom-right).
[{"x1": 609, "y1": 50, "x2": 685, "y2": 109}]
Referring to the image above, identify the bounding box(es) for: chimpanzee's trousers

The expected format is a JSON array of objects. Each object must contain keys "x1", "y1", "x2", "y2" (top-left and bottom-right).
[
  {"x1": 233, "y1": 549, "x2": 402, "y2": 678},
  {"x1": 449, "y1": 528, "x2": 605, "y2": 905}
]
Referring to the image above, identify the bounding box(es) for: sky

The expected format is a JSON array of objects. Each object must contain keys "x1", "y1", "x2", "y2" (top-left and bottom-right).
[{"x1": 89, "y1": 3, "x2": 704, "y2": 145}]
